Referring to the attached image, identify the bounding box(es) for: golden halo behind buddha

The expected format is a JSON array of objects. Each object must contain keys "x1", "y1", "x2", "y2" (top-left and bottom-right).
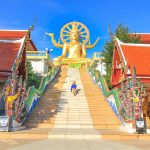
[{"x1": 60, "y1": 21, "x2": 90, "y2": 44}]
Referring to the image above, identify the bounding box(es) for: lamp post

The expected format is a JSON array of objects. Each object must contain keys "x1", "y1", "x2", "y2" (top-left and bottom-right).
[
  {"x1": 50, "y1": 49, "x2": 53, "y2": 53},
  {"x1": 45, "y1": 48, "x2": 53, "y2": 55}
]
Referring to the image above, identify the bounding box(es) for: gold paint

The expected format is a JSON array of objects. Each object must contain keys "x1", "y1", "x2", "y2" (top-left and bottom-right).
[{"x1": 46, "y1": 21, "x2": 99, "y2": 65}]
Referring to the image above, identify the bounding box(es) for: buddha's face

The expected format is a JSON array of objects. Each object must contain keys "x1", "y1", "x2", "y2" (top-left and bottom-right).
[{"x1": 70, "y1": 31, "x2": 79, "y2": 41}]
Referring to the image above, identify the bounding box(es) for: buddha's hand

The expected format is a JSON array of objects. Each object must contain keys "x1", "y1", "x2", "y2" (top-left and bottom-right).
[
  {"x1": 49, "y1": 33, "x2": 54, "y2": 36},
  {"x1": 45, "y1": 32, "x2": 54, "y2": 37},
  {"x1": 49, "y1": 33, "x2": 54, "y2": 37}
]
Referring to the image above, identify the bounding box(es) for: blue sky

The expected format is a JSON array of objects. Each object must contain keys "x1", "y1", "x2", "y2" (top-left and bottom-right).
[{"x1": 0, "y1": 0, "x2": 150, "y2": 58}]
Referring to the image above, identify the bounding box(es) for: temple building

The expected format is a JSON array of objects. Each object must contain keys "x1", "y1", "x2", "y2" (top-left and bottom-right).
[
  {"x1": 111, "y1": 34, "x2": 150, "y2": 118},
  {"x1": 0, "y1": 29, "x2": 37, "y2": 96},
  {"x1": 111, "y1": 34, "x2": 150, "y2": 87}
]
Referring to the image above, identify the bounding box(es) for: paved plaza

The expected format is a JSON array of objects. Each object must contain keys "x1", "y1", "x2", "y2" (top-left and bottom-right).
[{"x1": 0, "y1": 138, "x2": 150, "y2": 150}]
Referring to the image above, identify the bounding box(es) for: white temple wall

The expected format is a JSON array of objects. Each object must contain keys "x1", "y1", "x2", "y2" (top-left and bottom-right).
[
  {"x1": 30, "y1": 59, "x2": 48, "y2": 75},
  {"x1": 96, "y1": 62, "x2": 106, "y2": 75}
]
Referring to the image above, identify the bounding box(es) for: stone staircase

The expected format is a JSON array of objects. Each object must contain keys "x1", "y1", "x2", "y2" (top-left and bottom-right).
[
  {"x1": 48, "y1": 68, "x2": 100, "y2": 139},
  {"x1": 26, "y1": 67, "x2": 121, "y2": 139},
  {"x1": 80, "y1": 68, "x2": 121, "y2": 129},
  {"x1": 1, "y1": 67, "x2": 150, "y2": 140},
  {"x1": 25, "y1": 66, "x2": 68, "y2": 129}
]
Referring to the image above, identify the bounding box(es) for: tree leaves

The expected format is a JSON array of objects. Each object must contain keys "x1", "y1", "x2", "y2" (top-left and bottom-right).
[{"x1": 26, "y1": 61, "x2": 41, "y2": 89}]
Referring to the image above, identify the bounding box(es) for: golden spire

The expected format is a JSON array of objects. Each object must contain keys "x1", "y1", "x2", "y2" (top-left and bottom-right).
[{"x1": 71, "y1": 22, "x2": 79, "y2": 33}]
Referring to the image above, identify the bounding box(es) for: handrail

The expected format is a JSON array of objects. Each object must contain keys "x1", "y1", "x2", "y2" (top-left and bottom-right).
[
  {"x1": 25, "y1": 67, "x2": 58, "y2": 114},
  {"x1": 88, "y1": 66, "x2": 128, "y2": 124},
  {"x1": 0, "y1": 48, "x2": 59, "y2": 131},
  {"x1": 89, "y1": 65, "x2": 145, "y2": 126}
]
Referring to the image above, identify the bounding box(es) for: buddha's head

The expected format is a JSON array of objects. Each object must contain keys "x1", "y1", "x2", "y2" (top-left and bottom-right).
[{"x1": 70, "y1": 22, "x2": 79, "y2": 41}]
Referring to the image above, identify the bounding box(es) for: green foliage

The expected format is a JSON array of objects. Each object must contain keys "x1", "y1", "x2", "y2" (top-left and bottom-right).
[
  {"x1": 115, "y1": 24, "x2": 141, "y2": 43},
  {"x1": 102, "y1": 40, "x2": 114, "y2": 89},
  {"x1": 69, "y1": 63, "x2": 82, "y2": 68},
  {"x1": 26, "y1": 61, "x2": 41, "y2": 89},
  {"x1": 101, "y1": 23, "x2": 141, "y2": 88}
]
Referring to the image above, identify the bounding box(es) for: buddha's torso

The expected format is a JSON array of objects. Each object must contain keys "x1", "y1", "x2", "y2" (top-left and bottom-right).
[{"x1": 66, "y1": 42, "x2": 82, "y2": 58}]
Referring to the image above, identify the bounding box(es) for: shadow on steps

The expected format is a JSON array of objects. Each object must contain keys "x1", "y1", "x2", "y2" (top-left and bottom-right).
[{"x1": 25, "y1": 67, "x2": 68, "y2": 129}]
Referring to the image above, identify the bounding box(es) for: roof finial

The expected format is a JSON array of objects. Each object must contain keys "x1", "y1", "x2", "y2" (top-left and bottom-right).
[{"x1": 29, "y1": 16, "x2": 36, "y2": 32}]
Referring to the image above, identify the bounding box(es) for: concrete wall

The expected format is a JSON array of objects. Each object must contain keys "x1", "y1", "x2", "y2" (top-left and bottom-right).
[
  {"x1": 96, "y1": 62, "x2": 106, "y2": 75},
  {"x1": 30, "y1": 59, "x2": 49, "y2": 75}
]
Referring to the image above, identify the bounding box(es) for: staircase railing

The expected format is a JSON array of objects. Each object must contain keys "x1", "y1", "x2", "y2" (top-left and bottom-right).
[
  {"x1": 88, "y1": 67, "x2": 123, "y2": 123},
  {"x1": 0, "y1": 65, "x2": 59, "y2": 131},
  {"x1": 88, "y1": 66, "x2": 145, "y2": 128},
  {"x1": 25, "y1": 67, "x2": 59, "y2": 115}
]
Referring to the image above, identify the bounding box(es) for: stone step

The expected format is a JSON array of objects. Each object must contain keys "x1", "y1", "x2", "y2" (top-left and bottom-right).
[
  {"x1": 89, "y1": 109, "x2": 115, "y2": 112},
  {"x1": 1, "y1": 129, "x2": 150, "y2": 140},
  {"x1": 28, "y1": 114, "x2": 54, "y2": 118},
  {"x1": 90, "y1": 115, "x2": 119, "y2": 118},
  {"x1": 0, "y1": 133, "x2": 48, "y2": 139},
  {"x1": 92, "y1": 121, "x2": 120, "y2": 124},
  {"x1": 30, "y1": 112, "x2": 54, "y2": 115},
  {"x1": 53, "y1": 124, "x2": 94, "y2": 129},
  {"x1": 87, "y1": 102, "x2": 109, "y2": 104},
  {"x1": 26, "y1": 123, "x2": 54, "y2": 128},
  {"x1": 26, "y1": 119, "x2": 54, "y2": 124},
  {"x1": 28, "y1": 116, "x2": 55, "y2": 120},
  {"x1": 33, "y1": 106, "x2": 57, "y2": 109},
  {"x1": 90, "y1": 109, "x2": 114, "y2": 111},
  {"x1": 49, "y1": 121, "x2": 120, "y2": 125},
  {"x1": 31, "y1": 109, "x2": 53, "y2": 113},
  {"x1": 25, "y1": 67, "x2": 68, "y2": 129},
  {"x1": 50, "y1": 117, "x2": 120, "y2": 122},
  {"x1": 48, "y1": 134, "x2": 100, "y2": 139},
  {"x1": 94, "y1": 124, "x2": 121, "y2": 129},
  {"x1": 92, "y1": 119, "x2": 120, "y2": 122},
  {"x1": 89, "y1": 112, "x2": 116, "y2": 115},
  {"x1": 80, "y1": 69, "x2": 121, "y2": 130}
]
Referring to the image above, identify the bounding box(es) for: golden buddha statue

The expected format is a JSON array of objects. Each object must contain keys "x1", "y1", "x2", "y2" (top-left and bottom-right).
[{"x1": 46, "y1": 21, "x2": 99, "y2": 65}]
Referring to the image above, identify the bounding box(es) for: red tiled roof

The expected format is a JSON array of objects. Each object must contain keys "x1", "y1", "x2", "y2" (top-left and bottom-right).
[
  {"x1": 0, "y1": 30, "x2": 27, "y2": 40},
  {"x1": 121, "y1": 44, "x2": 150, "y2": 75},
  {"x1": 138, "y1": 34, "x2": 150, "y2": 44},
  {"x1": 0, "y1": 42, "x2": 21, "y2": 72},
  {"x1": 0, "y1": 74, "x2": 9, "y2": 80}
]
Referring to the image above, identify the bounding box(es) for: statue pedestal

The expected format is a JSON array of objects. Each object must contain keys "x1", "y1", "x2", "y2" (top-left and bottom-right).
[{"x1": 53, "y1": 58, "x2": 91, "y2": 68}]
